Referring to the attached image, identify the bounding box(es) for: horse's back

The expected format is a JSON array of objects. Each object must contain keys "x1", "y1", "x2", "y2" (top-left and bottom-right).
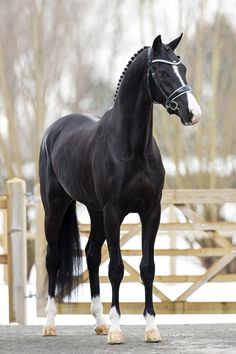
[{"x1": 41, "y1": 113, "x2": 100, "y2": 153}]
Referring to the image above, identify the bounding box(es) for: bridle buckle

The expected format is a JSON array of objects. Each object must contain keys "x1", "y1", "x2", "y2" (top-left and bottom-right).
[{"x1": 166, "y1": 100, "x2": 178, "y2": 111}]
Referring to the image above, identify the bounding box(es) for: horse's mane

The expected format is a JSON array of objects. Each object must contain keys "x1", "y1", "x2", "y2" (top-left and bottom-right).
[{"x1": 114, "y1": 46, "x2": 149, "y2": 101}]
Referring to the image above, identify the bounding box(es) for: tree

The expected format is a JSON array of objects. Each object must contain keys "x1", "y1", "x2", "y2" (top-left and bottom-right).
[
  {"x1": 153, "y1": 9, "x2": 236, "y2": 189},
  {"x1": 0, "y1": 0, "x2": 116, "y2": 190}
]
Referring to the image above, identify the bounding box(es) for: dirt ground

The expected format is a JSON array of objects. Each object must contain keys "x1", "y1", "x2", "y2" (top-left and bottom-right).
[{"x1": 0, "y1": 324, "x2": 236, "y2": 354}]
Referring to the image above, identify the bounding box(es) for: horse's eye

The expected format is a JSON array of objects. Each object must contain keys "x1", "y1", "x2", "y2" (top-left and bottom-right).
[{"x1": 159, "y1": 71, "x2": 167, "y2": 79}]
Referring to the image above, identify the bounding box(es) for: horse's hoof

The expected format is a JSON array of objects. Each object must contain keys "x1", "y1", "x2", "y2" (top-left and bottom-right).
[
  {"x1": 107, "y1": 330, "x2": 123, "y2": 344},
  {"x1": 145, "y1": 328, "x2": 161, "y2": 342},
  {"x1": 95, "y1": 325, "x2": 109, "y2": 335},
  {"x1": 42, "y1": 325, "x2": 57, "y2": 336}
]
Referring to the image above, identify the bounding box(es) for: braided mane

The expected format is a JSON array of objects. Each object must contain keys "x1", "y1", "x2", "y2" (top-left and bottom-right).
[{"x1": 114, "y1": 46, "x2": 149, "y2": 101}]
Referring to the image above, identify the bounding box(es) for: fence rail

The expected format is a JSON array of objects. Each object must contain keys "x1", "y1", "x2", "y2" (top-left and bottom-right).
[{"x1": 162, "y1": 189, "x2": 236, "y2": 204}]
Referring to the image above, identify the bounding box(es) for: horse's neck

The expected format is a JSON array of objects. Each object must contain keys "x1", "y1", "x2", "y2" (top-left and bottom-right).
[{"x1": 111, "y1": 58, "x2": 153, "y2": 158}]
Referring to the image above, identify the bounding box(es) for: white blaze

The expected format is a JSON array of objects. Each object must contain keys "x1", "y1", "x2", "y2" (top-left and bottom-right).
[{"x1": 172, "y1": 65, "x2": 202, "y2": 124}]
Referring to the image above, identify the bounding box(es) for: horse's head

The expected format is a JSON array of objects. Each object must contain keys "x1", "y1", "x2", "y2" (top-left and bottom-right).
[{"x1": 147, "y1": 34, "x2": 202, "y2": 126}]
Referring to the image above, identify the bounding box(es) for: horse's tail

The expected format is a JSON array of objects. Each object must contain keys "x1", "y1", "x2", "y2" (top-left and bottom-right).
[{"x1": 56, "y1": 200, "x2": 82, "y2": 302}]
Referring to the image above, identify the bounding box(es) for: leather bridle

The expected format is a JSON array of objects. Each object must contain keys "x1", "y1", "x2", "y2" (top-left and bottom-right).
[{"x1": 147, "y1": 47, "x2": 192, "y2": 111}]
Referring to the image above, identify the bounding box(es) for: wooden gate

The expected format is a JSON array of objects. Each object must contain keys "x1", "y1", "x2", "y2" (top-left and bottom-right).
[{"x1": 35, "y1": 189, "x2": 236, "y2": 316}]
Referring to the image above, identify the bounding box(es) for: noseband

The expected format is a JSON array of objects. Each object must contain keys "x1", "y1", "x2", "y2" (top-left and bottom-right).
[{"x1": 147, "y1": 47, "x2": 192, "y2": 111}]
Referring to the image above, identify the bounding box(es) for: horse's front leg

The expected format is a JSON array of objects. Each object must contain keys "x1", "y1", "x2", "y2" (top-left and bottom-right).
[
  {"x1": 103, "y1": 204, "x2": 124, "y2": 344},
  {"x1": 140, "y1": 203, "x2": 162, "y2": 343}
]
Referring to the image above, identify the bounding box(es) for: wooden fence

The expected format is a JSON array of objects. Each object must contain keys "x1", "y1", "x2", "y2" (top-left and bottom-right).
[
  {"x1": 1, "y1": 181, "x2": 236, "y2": 322},
  {"x1": 34, "y1": 187, "x2": 236, "y2": 316}
]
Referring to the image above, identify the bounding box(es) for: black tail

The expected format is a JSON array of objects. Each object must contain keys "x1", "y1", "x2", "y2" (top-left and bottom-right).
[{"x1": 56, "y1": 201, "x2": 82, "y2": 302}]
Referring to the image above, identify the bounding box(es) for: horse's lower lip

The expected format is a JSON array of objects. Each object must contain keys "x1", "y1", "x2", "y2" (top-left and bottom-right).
[{"x1": 181, "y1": 120, "x2": 195, "y2": 126}]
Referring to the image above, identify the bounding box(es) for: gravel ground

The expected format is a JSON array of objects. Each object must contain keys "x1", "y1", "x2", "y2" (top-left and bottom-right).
[{"x1": 0, "y1": 324, "x2": 236, "y2": 354}]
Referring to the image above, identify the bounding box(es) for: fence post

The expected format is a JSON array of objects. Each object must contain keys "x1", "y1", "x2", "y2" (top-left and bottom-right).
[
  {"x1": 34, "y1": 184, "x2": 47, "y2": 316},
  {"x1": 3, "y1": 209, "x2": 8, "y2": 282},
  {"x1": 6, "y1": 178, "x2": 27, "y2": 324},
  {"x1": 169, "y1": 205, "x2": 177, "y2": 275}
]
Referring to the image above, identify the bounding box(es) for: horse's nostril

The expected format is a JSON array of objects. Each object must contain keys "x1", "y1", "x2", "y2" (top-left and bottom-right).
[{"x1": 189, "y1": 111, "x2": 193, "y2": 121}]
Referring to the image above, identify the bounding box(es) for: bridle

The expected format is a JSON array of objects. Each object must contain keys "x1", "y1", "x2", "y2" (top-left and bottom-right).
[{"x1": 147, "y1": 47, "x2": 192, "y2": 111}]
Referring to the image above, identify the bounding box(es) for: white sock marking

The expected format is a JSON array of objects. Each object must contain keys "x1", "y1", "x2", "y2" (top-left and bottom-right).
[
  {"x1": 91, "y1": 296, "x2": 107, "y2": 327},
  {"x1": 45, "y1": 296, "x2": 56, "y2": 326},
  {"x1": 145, "y1": 313, "x2": 157, "y2": 332},
  {"x1": 172, "y1": 65, "x2": 202, "y2": 123},
  {"x1": 109, "y1": 306, "x2": 121, "y2": 332}
]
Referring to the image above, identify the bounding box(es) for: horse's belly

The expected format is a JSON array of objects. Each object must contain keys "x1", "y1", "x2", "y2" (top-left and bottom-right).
[{"x1": 56, "y1": 171, "x2": 101, "y2": 210}]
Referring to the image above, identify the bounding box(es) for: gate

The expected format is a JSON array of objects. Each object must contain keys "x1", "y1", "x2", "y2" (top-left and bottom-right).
[{"x1": 35, "y1": 188, "x2": 236, "y2": 316}]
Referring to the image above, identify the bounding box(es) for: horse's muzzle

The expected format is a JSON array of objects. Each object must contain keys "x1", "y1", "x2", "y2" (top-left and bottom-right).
[{"x1": 190, "y1": 111, "x2": 201, "y2": 125}]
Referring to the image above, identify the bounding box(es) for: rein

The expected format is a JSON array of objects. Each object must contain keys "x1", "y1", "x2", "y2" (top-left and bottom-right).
[{"x1": 147, "y1": 47, "x2": 192, "y2": 111}]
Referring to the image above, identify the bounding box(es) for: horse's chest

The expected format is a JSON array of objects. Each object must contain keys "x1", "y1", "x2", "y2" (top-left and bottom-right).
[{"x1": 120, "y1": 172, "x2": 158, "y2": 212}]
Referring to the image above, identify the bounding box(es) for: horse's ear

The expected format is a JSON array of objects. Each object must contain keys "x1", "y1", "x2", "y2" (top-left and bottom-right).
[
  {"x1": 168, "y1": 33, "x2": 183, "y2": 51},
  {"x1": 152, "y1": 35, "x2": 162, "y2": 54}
]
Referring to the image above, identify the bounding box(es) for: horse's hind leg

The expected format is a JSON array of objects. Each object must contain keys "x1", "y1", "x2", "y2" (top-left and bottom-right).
[
  {"x1": 85, "y1": 208, "x2": 109, "y2": 335},
  {"x1": 43, "y1": 202, "x2": 70, "y2": 336},
  {"x1": 40, "y1": 159, "x2": 72, "y2": 336}
]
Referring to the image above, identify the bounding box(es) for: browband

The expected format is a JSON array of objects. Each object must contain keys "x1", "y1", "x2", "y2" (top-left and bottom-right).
[{"x1": 151, "y1": 58, "x2": 181, "y2": 65}]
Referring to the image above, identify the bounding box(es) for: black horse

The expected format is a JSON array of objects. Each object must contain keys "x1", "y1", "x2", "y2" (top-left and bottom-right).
[{"x1": 39, "y1": 34, "x2": 201, "y2": 343}]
